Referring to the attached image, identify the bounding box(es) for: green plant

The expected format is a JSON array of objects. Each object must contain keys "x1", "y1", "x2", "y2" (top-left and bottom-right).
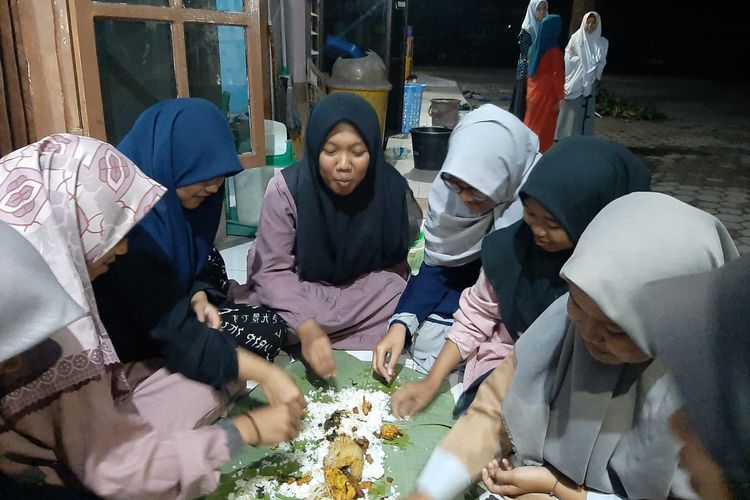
[{"x1": 597, "y1": 88, "x2": 667, "y2": 121}]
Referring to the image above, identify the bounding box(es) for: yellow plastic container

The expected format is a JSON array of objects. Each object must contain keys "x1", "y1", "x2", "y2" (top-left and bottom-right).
[
  {"x1": 328, "y1": 87, "x2": 389, "y2": 139},
  {"x1": 327, "y1": 51, "x2": 392, "y2": 140}
]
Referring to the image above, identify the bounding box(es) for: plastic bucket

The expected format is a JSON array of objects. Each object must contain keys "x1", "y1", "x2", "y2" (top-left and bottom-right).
[
  {"x1": 411, "y1": 126, "x2": 451, "y2": 170},
  {"x1": 428, "y1": 98, "x2": 460, "y2": 128},
  {"x1": 328, "y1": 87, "x2": 389, "y2": 139}
]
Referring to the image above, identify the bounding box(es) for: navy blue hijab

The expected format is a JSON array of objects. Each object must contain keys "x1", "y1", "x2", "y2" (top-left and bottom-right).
[
  {"x1": 117, "y1": 98, "x2": 243, "y2": 290},
  {"x1": 282, "y1": 93, "x2": 411, "y2": 285}
]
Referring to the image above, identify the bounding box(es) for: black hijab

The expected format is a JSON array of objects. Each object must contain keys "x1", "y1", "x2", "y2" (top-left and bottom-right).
[
  {"x1": 282, "y1": 93, "x2": 411, "y2": 285},
  {"x1": 481, "y1": 136, "x2": 651, "y2": 338},
  {"x1": 639, "y1": 254, "x2": 750, "y2": 499}
]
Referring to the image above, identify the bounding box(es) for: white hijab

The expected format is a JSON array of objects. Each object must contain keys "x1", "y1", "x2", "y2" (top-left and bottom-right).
[
  {"x1": 521, "y1": 0, "x2": 547, "y2": 42},
  {"x1": 564, "y1": 11, "x2": 609, "y2": 98},
  {"x1": 503, "y1": 192, "x2": 738, "y2": 498},
  {"x1": 423, "y1": 104, "x2": 540, "y2": 267}
]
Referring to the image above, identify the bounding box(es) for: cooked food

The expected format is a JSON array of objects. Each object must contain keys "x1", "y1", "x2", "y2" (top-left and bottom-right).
[
  {"x1": 379, "y1": 423, "x2": 403, "y2": 441},
  {"x1": 324, "y1": 436, "x2": 365, "y2": 479}
]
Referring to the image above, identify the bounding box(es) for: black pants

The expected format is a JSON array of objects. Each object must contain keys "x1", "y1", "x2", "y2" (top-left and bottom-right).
[
  {"x1": 218, "y1": 301, "x2": 287, "y2": 362},
  {"x1": 204, "y1": 248, "x2": 287, "y2": 361}
]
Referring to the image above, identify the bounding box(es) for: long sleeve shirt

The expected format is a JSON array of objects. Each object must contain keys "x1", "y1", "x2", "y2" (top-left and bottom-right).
[
  {"x1": 446, "y1": 269, "x2": 515, "y2": 387},
  {"x1": 229, "y1": 173, "x2": 409, "y2": 350}
]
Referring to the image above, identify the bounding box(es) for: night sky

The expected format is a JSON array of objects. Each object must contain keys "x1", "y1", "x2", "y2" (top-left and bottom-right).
[{"x1": 408, "y1": 1, "x2": 748, "y2": 81}]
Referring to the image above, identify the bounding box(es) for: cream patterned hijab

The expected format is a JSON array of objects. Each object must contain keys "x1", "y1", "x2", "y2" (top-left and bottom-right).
[
  {"x1": 423, "y1": 104, "x2": 540, "y2": 267},
  {"x1": 503, "y1": 192, "x2": 737, "y2": 498},
  {"x1": 0, "y1": 134, "x2": 165, "y2": 424}
]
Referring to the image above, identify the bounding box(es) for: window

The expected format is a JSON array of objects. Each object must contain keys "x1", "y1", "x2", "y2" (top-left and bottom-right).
[{"x1": 71, "y1": 0, "x2": 265, "y2": 166}]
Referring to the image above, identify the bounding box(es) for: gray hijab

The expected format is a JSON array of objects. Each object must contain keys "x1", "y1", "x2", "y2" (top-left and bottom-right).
[
  {"x1": 638, "y1": 254, "x2": 750, "y2": 498},
  {"x1": 502, "y1": 192, "x2": 738, "y2": 498},
  {"x1": 0, "y1": 221, "x2": 83, "y2": 363},
  {"x1": 423, "y1": 104, "x2": 539, "y2": 266}
]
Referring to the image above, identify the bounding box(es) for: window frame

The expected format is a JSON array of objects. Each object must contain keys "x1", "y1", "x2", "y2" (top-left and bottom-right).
[{"x1": 70, "y1": 0, "x2": 266, "y2": 167}]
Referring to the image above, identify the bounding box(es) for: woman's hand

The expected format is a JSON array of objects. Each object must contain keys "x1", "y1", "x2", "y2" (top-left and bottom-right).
[
  {"x1": 232, "y1": 403, "x2": 304, "y2": 446},
  {"x1": 372, "y1": 324, "x2": 407, "y2": 382},
  {"x1": 481, "y1": 458, "x2": 556, "y2": 497},
  {"x1": 390, "y1": 377, "x2": 440, "y2": 418},
  {"x1": 259, "y1": 364, "x2": 306, "y2": 413},
  {"x1": 190, "y1": 291, "x2": 221, "y2": 329},
  {"x1": 298, "y1": 319, "x2": 336, "y2": 379}
]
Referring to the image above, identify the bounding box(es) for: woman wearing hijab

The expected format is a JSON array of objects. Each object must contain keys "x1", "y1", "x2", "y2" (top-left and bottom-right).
[
  {"x1": 407, "y1": 192, "x2": 738, "y2": 500},
  {"x1": 230, "y1": 93, "x2": 420, "y2": 379},
  {"x1": 555, "y1": 12, "x2": 609, "y2": 139},
  {"x1": 0, "y1": 134, "x2": 304, "y2": 498},
  {"x1": 93, "y1": 98, "x2": 294, "y2": 391},
  {"x1": 524, "y1": 14, "x2": 564, "y2": 153},
  {"x1": 372, "y1": 104, "x2": 539, "y2": 381},
  {"x1": 637, "y1": 255, "x2": 750, "y2": 500},
  {"x1": 509, "y1": 0, "x2": 549, "y2": 120},
  {"x1": 390, "y1": 137, "x2": 651, "y2": 419}
]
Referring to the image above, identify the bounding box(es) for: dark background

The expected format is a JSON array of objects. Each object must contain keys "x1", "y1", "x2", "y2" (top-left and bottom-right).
[{"x1": 407, "y1": 1, "x2": 749, "y2": 81}]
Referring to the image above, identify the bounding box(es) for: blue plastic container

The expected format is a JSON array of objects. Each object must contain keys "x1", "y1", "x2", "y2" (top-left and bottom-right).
[
  {"x1": 402, "y1": 83, "x2": 426, "y2": 134},
  {"x1": 325, "y1": 35, "x2": 364, "y2": 58}
]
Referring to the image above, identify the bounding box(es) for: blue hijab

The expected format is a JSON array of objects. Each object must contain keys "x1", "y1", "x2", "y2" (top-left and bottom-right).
[
  {"x1": 117, "y1": 98, "x2": 243, "y2": 290},
  {"x1": 528, "y1": 14, "x2": 561, "y2": 77}
]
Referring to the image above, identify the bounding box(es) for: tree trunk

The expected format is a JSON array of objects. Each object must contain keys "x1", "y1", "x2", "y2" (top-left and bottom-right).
[{"x1": 568, "y1": 0, "x2": 598, "y2": 36}]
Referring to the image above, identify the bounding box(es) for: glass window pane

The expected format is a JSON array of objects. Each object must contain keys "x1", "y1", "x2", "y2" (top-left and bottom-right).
[
  {"x1": 95, "y1": 20, "x2": 177, "y2": 144},
  {"x1": 185, "y1": 24, "x2": 251, "y2": 153},
  {"x1": 95, "y1": 0, "x2": 168, "y2": 6},
  {"x1": 183, "y1": 0, "x2": 244, "y2": 13}
]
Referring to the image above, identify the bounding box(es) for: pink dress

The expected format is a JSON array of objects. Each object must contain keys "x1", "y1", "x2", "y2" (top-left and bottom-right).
[
  {"x1": 0, "y1": 364, "x2": 238, "y2": 499},
  {"x1": 230, "y1": 173, "x2": 408, "y2": 350},
  {"x1": 446, "y1": 269, "x2": 515, "y2": 387}
]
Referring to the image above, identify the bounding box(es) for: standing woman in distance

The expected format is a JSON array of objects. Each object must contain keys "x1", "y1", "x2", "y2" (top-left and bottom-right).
[
  {"x1": 555, "y1": 12, "x2": 609, "y2": 139},
  {"x1": 524, "y1": 14, "x2": 564, "y2": 153},
  {"x1": 509, "y1": 0, "x2": 549, "y2": 121}
]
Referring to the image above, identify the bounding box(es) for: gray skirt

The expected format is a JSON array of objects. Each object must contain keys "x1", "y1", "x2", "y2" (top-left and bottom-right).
[{"x1": 555, "y1": 93, "x2": 596, "y2": 139}]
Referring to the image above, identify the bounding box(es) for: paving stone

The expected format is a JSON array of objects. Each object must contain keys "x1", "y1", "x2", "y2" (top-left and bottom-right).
[
  {"x1": 722, "y1": 221, "x2": 744, "y2": 230},
  {"x1": 724, "y1": 193, "x2": 749, "y2": 201},
  {"x1": 739, "y1": 229, "x2": 750, "y2": 238},
  {"x1": 717, "y1": 213, "x2": 744, "y2": 222},
  {"x1": 674, "y1": 194, "x2": 696, "y2": 203},
  {"x1": 737, "y1": 245, "x2": 750, "y2": 255},
  {"x1": 695, "y1": 193, "x2": 722, "y2": 202},
  {"x1": 695, "y1": 201, "x2": 720, "y2": 209}
]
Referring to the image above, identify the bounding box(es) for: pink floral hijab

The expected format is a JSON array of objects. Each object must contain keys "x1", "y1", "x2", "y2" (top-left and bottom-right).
[{"x1": 0, "y1": 134, "x2": 165, "y2": 424}]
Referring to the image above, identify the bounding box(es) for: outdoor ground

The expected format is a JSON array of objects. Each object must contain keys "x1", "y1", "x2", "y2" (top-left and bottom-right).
[{"x1": 415, "y1": 66, "x2": 750, "y2": 253}]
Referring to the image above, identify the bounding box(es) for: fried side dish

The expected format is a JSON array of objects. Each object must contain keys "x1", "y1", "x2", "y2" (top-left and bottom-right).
[
  {"x1": 379, "y1": 423, "x2": 403, "y2": 441},
  {"x1": 361, "y1": 396, "x2": 372, "y2": 416},
  {"x1": 323, "y1": 466, "x2": 363, "y2": 500},
  {"x1": 323, "y1": 435, "x2": 365, "y2": 479}
]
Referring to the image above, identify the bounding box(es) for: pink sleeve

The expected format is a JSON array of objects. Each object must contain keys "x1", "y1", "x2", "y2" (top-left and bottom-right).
[
  {"x1": 447, "y1": 268, "x2": 513, "y2": 360},
  {"x1": 3, "y1": 372, "x2": 234, "y2": 500},
  {"x1": 245, "y1": 174, "x2": 334, "y2": 329}
]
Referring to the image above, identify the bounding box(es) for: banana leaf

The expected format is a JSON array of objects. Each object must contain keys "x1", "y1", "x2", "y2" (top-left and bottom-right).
[{"x1": 203, "y1": 351, "x2": 457, "y2": 499}]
